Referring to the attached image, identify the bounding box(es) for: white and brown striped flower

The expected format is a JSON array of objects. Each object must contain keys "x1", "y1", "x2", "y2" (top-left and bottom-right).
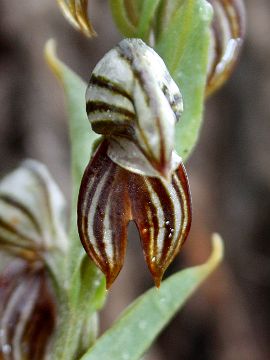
[
  {"x1": 207, "y1": 0, "x2": 246, "y2": 96},
  {"x1": 0, "y1": 160, "x2": 68, "y2": 359},
  {"x1": 78, "y1": 39, "x2": 191, "y2": 289}
]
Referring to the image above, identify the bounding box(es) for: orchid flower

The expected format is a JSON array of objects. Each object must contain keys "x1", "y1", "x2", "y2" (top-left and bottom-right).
[
  {"x1": 0, "y1": 160, "x2": 68, "y2": 359},
  {"x1": 77, "y1": 39, "x2": 192, "y2": 288}
]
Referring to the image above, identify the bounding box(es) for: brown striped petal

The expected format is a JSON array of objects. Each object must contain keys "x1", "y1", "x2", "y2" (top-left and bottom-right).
[
  {"x1": 77, "y1": 140, "x2": 132, "y2": 289},
  {"x1": 128, "y1": 162, "x2": 192, "y2": 287},
  {"x1": 207, "y1": 0, "x2": 246, "y2": 96},
  {"x1": 57, "y1": 0, "x2": 96, "y2": 37},
  {"x1": 0, "y1": 260, "x2": 56, "y2": 360}
]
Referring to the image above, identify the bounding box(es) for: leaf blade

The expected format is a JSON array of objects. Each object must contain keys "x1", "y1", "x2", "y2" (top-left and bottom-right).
[
  {"x1": 44, "y1": 39, "x2": 100, "y2": 253},
  {"x1": 80, "y1": 234, "x2": 224, "y2": 360},
  {"x1": 109, "y1": 0, "x2": 137, "y2": 37},
  {"x1": 155, "y1": 0, "x2": 213, "y2": 160},
  {"x1": 45, "y1": 39, "x2": 99, "y2": 196}
]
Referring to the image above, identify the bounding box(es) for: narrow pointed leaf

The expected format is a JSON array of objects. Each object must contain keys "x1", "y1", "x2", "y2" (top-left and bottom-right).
[
  {"x1": 45, "y1": 39, "x2": 99, "y2": 202},
  {"x1": 109, "y1": 0, "x2": 137, "y2": 37},
  {"x1": 45, "y1": 39, "x2": 100, "y2": 249},
  {"x1": 135, "y1": 0, "x2": 162, "y2": 41},
  {"x1": 80, "y1": 234, "x2": 224, "y2": 360},
  {"x1": 155, "y1": 0, "x2": 213, "y2": 160}
]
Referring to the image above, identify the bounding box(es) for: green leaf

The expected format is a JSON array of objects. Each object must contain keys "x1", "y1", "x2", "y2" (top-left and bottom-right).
[
  {"x1": 155, "y1": 0, "x2": 185, "y2": 38},
  {"x1": 155, "y1": 0, "x2": 213, "y2": 160},
  {"x1": 80, "y1": 234, "x2": 224, "y2": 360},
  {"x1": 44, "y1": 39, "x2": 100, "y2": 257}
]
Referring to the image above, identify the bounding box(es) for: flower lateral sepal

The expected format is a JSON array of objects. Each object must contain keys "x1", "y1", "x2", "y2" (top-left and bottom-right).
[
  {"x1": 78, "y1": 140, "x2": 131, "y2": 289},
  {"x1": 0, "y1": 259, "x2": 56, "y2": 359}
]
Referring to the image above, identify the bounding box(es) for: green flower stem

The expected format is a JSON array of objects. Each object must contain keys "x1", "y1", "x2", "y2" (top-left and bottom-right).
[
  {"x1": 136, "y1": 0, "x2": 162, "y2": 41},
  {"x1": 50, "y1": 253, "x2": 106, "y2": 358},
  {"x1": 155, "y1": 0, "x2": 213, "y2": 159},
  {"x1": 109, "y1": 0, "x2": 137, "y2": 37}
]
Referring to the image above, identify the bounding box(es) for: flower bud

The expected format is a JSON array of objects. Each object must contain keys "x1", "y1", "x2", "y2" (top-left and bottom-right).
[
  {"x1": 207, "y1": 0, "x2": 246, "y2": 96},
  {"x1": 56, "y1": 0, "x2": 96, "y2": 37}
]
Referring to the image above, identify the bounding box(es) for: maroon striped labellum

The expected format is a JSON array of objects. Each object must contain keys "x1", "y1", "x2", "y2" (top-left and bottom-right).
[{"x1": 78, "y1": 39, "x2": 192, "y2": 289}]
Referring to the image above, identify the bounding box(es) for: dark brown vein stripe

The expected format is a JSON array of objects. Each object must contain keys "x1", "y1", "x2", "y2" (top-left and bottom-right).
[
  {"x1": 173, "y1": 162, "x2": 192, "y2": 245},
  {"x1": 23, "y1": 161, "x2": 56, "y2": 236},
  {"x1": 0, "y1": 194, "x2": 42, "y2": 236},
  {"x1": 128, "y1": 173, "x2": 172, "y2": 286},
  {"x1": 0, "y1": 216, "x2": 39, "y2": 249},
  {"x1": 148, "y1": 177, "x2": 177, "y2": 264},
  {"x1": 92, "y1": 161, "x2": 117, "y2": 274},
  {"x1": 116, "y1": 40, "x2": 167, "y2": 174},
  {"x1": 106, "y1": 169, "x2": 131, "y2": 287},
  {"x1": 116, "y1": 41, "x2": 151, "y2": 105},
  {"x1": 145, "y1": 178, "x2": 182, "y2": 287},
  {"x1": 91, "y1": 119, "x2": 136, "y2": 138},
  {"x1": 86, "y1": 101, "x2": 136, "y2": 119},
  {"x1": 128, "y1": 172, "x2": 159, "y2": 242},
  {"x1": 90, "y1": 74, "x2": 133, "y2": 102}
]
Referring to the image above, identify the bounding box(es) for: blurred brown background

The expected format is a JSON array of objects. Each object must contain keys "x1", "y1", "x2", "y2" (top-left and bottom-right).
[{"x1": 0, "y1": 0, "x2": 270, "y2": 359}]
